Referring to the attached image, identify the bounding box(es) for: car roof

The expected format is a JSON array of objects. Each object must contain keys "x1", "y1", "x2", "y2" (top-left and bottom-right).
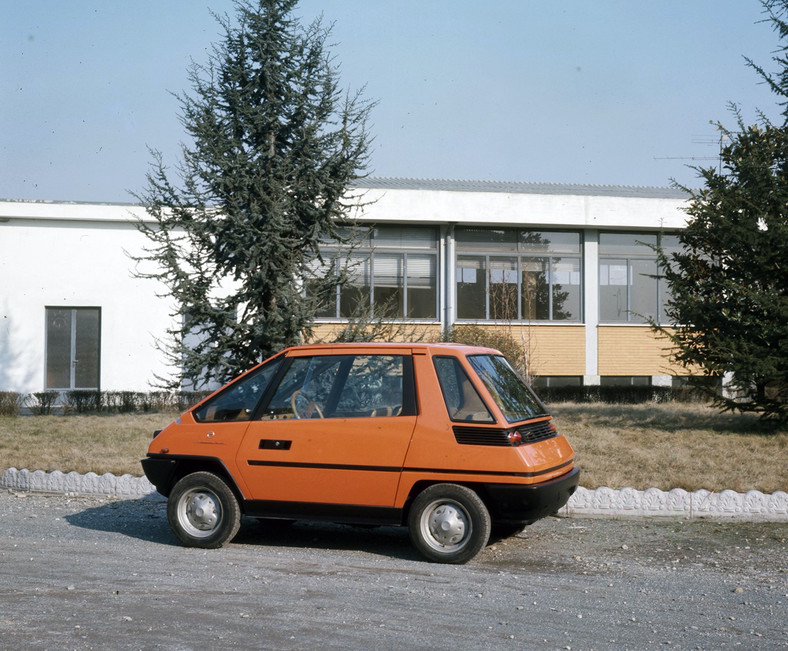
[{"x1": 281, "y1": 342, "x2": 501, "y2": 356}]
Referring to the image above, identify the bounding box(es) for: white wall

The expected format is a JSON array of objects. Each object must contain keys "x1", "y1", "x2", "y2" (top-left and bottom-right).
[
  {"x1": 0, "y1": 185, "x2": 690, "y2": 393},
  {"x1": 0, "y1": 202, "x2": 174, "y2": 393}
]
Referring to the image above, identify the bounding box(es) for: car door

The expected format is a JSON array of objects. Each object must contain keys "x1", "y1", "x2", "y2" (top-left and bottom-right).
[{"x1": 236, "y1": 352, "x2": 417, "y2": 510}]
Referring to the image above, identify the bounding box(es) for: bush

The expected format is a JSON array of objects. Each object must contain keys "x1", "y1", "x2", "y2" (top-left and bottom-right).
[
  {"x1": 25, "y1": 391, "x2": 60, "y2": 415},
  {"x1": 0, "y1": 392, "x2": 23, "y2": 417},
  {"x1": 104, "y1": 391, "x2": 139, "y2": 413},
  {"x1": 64, "y1": 390, "x2": 103, "y2": 414},
  {"x1": 534, "y1": 385, "x2": 706, "y2": 405},
  {"x1": 440, "y1": 325, "x2": 526, "y2": 375}
]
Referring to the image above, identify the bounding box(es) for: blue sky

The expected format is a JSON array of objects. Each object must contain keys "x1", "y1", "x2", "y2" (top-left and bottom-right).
[{"x1": 0, "y1": 0, "x2": 782, "y2": 202}]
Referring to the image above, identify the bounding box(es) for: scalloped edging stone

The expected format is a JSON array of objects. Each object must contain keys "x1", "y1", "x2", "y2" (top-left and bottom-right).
[
  {"x1": 1, "y1": 467, "x2": 155, "y2": 497},
  {"x1": 1, "y1": 467, "x2": 786, "y2": 521},
  {"x1": 558, "y1": 486, "x2": 788, "y2": 521}
]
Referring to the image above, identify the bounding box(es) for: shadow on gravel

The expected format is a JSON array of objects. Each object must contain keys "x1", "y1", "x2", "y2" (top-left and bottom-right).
[
  {"x1": 64, "y1": 496, "x2": 419, "y2": 560},
  {"x1": 64, "y1": 494, "x2": 177, "y2": 545},
  {"x1": 234, "y1": 518, "x2": 419, "y2": 562}
]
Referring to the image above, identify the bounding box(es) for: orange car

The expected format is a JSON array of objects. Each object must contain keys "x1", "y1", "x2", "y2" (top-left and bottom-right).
[{"x1": 142, "y1": 343, "x2": 579, "y2": 563}]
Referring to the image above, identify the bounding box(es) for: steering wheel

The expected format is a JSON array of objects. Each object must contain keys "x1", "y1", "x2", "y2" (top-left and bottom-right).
[{"x1": 291, "y1": 390, "x2": 324, "y2": 419}]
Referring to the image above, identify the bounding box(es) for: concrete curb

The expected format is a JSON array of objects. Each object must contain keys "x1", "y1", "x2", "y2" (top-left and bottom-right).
[{"x1": 2, "y1": 467, "x2": 787, "y2": 521}]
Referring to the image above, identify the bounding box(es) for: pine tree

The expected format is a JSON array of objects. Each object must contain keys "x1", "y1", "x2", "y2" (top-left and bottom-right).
[
  {"x1": 656, "y1": 116, "x2": 788, "y2": 422},
  {"x1": 654, "y1": 2, "x2": 788, "y2": 423},
  {"x1": 133, "y1": 0, "x2": 373, "y2": 389}
]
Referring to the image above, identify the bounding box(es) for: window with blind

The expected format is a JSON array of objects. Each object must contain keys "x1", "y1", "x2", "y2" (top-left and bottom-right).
[
  {"x1": 45, "y1": 307, "x2": 101, "y2": 390},
  {"x1": 455, "y1": 228, "x2": 581, "y2": 322},
  {"x1": 313, "y1": 226, "x2": 439, "y2": 320},
  {"x1": 599, "y1": 232, "x2": 680, "y2": 324}
]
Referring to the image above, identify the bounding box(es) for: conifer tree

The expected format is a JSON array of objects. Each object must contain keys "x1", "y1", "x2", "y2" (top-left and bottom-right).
[
  {"x1": 654, "y1": 0, "x2": 788, "y2": 422},
  {"x1": 134, "y1": 0, "x2": 373, "y2": 388}
]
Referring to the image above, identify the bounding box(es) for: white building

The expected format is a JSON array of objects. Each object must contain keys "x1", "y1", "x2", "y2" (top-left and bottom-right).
[{"x1": 0, "y1": 178, "x2": 689, "y2": 394}]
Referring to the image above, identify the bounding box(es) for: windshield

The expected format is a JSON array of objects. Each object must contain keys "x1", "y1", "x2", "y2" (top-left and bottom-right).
[{"x1": 467, "y1": 354, "x2": 546, "y2": 423}]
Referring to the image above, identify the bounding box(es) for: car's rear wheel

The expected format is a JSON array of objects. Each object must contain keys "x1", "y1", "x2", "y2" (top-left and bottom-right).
[
  {"x1": 408, "y1": 483, "x2": 491, "y2": 564},
  {"x1": 167, "y1": 471, "x2": 241, "y2": 548}
]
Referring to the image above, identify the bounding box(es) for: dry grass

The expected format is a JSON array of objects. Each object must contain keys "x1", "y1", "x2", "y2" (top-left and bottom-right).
[
  {"x1": 552, "y1": 402, "x2": 787, "y2": 493},
  {"x1": 0, "y1": 403, "x2": 786, "y2": 493},
  {"x1": 0, "y1": 413, "x2": 178, "y2": 478}
]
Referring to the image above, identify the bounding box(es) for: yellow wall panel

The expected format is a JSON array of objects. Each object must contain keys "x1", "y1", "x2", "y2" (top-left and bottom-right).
[{"x1": 598, "y1": 326, "x2": 682, "y2": 375}]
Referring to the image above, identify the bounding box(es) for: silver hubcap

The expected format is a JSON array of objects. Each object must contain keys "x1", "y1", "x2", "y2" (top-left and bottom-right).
[
  {"x1": 420, "y1": 499, "x2": 470, "y2": 552},
  {"x1": 178, "y1": 489, "x2": 222, "y2": 538}
]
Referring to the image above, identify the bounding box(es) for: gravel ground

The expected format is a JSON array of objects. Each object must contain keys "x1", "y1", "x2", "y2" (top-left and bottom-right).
[{"x1": 1, "y1": 490, "x2": 786, "y2": 650}]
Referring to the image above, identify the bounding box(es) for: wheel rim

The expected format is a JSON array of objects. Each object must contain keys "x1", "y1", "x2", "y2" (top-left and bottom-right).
[
  {"x1": 419, "y1": 499, "x2": 471, "y2": 553},
  {"x1": 177, "y1": 489, "x2": 223, "y2": 538}
]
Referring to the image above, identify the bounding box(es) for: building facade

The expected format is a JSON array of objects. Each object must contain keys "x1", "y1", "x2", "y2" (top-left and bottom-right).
[{"x1": 0, "y1": 178, "x2": 689, "y2": 394}]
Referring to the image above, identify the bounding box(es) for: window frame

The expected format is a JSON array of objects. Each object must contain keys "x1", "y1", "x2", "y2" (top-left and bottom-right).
[
  {"x1": 598, "y1": 232, "x2": 677, "y2": 325},
  {"x1": 44, "y1": 306, "x2": 102, "y2": 391},
  {"x1": 455, "y1": 228, "x2": 582, "y2": 323},
  {"x1": 314, "y1": 226, "x2": 439, "y2": 321}
]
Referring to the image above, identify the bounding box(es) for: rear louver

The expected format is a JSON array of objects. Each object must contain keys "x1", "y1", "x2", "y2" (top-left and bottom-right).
[{"x1": 452, "y1": 419, "x2": 557, "y2": 447}]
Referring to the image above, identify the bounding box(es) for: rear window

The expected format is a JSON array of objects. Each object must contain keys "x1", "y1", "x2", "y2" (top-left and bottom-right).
[{"x1": 467, "y1": 354, "x2": 546, "y2": 423}]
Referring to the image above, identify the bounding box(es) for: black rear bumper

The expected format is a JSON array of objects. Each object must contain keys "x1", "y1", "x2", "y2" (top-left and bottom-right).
[{"x1": 483, "y1": 467, "x2": 580, "y2": 523}]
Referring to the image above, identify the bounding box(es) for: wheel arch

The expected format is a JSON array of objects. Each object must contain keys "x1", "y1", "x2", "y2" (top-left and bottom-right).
[
  {"x1": 143, "y1": 454, "x2": 245, "y2": 506},
  {"x1": 401, "y1": 479, "x2": 498, "y2": 523}
]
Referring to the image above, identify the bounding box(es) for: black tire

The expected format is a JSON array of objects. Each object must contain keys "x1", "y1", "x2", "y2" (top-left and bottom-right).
[
  {"x1": 489, "y1": 520, "x2": 528, "y2": 544},
  {"x1": 408, "y1": 484, "x2": 491, "y2": 564},
  {"x1": 167, "y1": 471, "x2": 241, "y2": 549}
]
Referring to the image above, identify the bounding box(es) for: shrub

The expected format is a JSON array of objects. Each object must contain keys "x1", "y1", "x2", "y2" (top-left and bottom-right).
[
  {"x1": 0, "y1": 391, "x2": 23, "y2": 417},
  {"x1": 64, "y1": 390, "x2": 103, "y2": 414},
  {"x1": 25, "y1": 391, "x2": 60, "y2": 415},
  {"x1": 440, "y1": 325, "x2": 526, "y2": 375}
]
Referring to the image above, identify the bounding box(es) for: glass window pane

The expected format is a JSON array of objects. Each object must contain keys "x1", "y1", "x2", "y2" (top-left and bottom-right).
[
  {"x1": 456, "y1": 227, "x2": 518, "y2": 251},
  {"x1": 600, "y1": 233, "x2": 657, "y2": 255},
  {"x1": 195, "y1": 358, "x2": 282, "y2": 422},
  {"x1": 433, "y1": 356, "x2": 495, "y2": 423},
  {"x1": 521, "y1": 257, "x2": 549, "y2": 320},
  {"x1": 630, "y1": 258, "x2": 658, "y2": 323},
  {"x1": 600, "y1": 259, "x2": 628, "y2": 322},
  {"x1": 489, "y1": 257, "x2": 518, "y2": 320},
  {"x1": 46, "y1": 309, "x2": 72, "y2": 389},
  {"x1": 373, "y1": 253, "x2": 404, "y2": 317},
  {"x1": 407, "y1": 254, "x2": 437, "y2": 318},
  {"x1": 551, "y1": 259, "x2": 581, "y2": 320},
  {"x1": 74, "y1": 309, "x2": 100, "y2": 389},
  {"x1": 660, "y1": 233, "x2": 682, "y2": 255},
  {"x1": 265, "y1": 356, "x2": 347, "y2": 419},
  {"x1": 373, "y1": 226, "x2": 437, "y2": 249},
  {"x1": 339, "y1": 256, "x2": 371, "y2": 317},
  {"x1": 520, "y1": 231, "x2": 581, "y2": 254},
  {"x1": 457, "y1": 256, "x2": 487, "y2": 319},
  {"x1": 335, "y1": 355, "x2": 405, "y2": 417},
  {"x1": 307, "y1": 257, "x2": 337, "y2": 318},
  {"x1": 467, "y1": 354, "x2": 546, "y2": 423}
]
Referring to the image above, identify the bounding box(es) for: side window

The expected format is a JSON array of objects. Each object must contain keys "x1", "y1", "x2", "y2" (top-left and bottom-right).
[
  {"x1": 193, "y1": 358, "x2": 282, "y2": 422},
  {"x1": 263, "y1": 356, "x2": 348, "y2": 420},
  {"x1": 433, "y1": 356, "x2": 495, "y2": 423},
  {"x1": 261, "y1": 354, "x2": 411, "y2": 419},
  {"x1": 334, "y1": 355, "x2": 404, "y2": 417}
]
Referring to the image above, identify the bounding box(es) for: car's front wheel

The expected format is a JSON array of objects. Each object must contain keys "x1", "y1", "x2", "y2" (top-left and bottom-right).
[
  {"x1": 167, "y1": 471, "x2": 241, "y2": 548},
  {"x1": 408, "y1": 483, "x2": 491, "y2": 564}
]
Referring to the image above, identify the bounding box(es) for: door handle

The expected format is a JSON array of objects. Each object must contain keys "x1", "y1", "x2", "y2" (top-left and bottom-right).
[{"x1": 259, "y1": 439, "x2": 292, "y2": 450}]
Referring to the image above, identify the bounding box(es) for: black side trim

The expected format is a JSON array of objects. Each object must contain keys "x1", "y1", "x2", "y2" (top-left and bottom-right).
[
  {"x1": 247, "y1": 459, "x2": 401, "y2": 473},
  {"x1": 244, "y1": 499, "x2": 402, "y2": 526},
  {"x1": 402, "y1": 458, "x2": 575, "y2": 479}
]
